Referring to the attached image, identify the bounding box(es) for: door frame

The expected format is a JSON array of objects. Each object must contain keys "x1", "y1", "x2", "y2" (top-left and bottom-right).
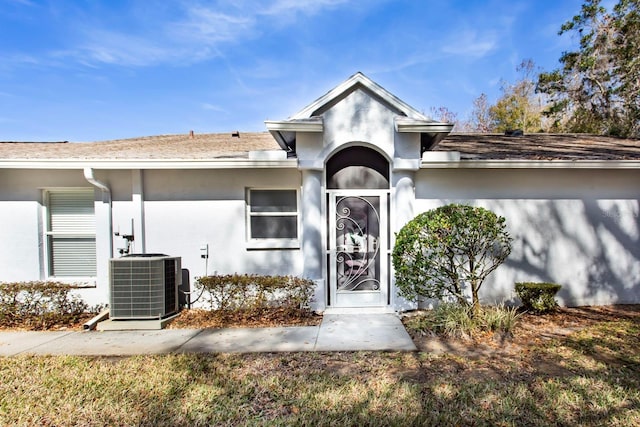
[{"x1": 326, "y1": 189, "x2": 390, "y2": 308}]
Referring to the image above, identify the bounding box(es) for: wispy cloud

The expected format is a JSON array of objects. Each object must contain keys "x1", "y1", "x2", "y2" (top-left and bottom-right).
[
  {"x1": 201, "y1": 103, "x2": 227, "y2": 112},
  {"x1": 441, "y1": 30, "x2": 498, "y2": 58},
  {"x1": 169, "y1": 7, "x2": 255, "y2": 44},
  {"x1": 61, "y1": 30, "x2": 174, "y2": 67},
  {"x1": 260, "y1": 0, "x2": 350, "y2": 16},
  {"x1": 51, "y1": 0, "x2": 353, "y2": 68},
  {"x1": 0, "y1": 53, "x2": 48, "y2": 71}
]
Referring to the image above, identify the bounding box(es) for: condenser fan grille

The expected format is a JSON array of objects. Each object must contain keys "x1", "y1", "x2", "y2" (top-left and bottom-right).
[{"x1": 109, "y1": 256, "x2": 181, "y2": 320}]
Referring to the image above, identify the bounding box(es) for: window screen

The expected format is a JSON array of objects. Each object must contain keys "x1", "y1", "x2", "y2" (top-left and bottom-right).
[
  {"x1": 46, "y1": 189, "x2": 96, "y2": 276},
  {"x1": 248, "y1": 189, "x2": 298, "y2": 240}
]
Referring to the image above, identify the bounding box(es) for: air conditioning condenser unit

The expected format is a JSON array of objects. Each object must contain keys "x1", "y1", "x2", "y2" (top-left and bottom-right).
[{"x1": 109, "y1": 254, "x2": 181, "y2": 320}]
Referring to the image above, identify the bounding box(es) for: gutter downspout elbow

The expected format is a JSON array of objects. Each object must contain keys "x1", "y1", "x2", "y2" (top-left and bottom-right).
[
  {"x1": 84, "y1": 167, "x2": 113, "y2": 258},
  {"x1": 84, "y1": 167, "x2": 111, "y2": 198}
]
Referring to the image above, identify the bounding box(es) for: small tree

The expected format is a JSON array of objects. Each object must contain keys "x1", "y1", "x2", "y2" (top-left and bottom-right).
[
  {"x1": 537, "y1": 0, "x2": 639, "y2": 137},
  {"x1": 392, "y1": 204, "x2": 512, "y2": 317},
  {"x1": 490, "y1": 59, "x2": 544, "y2": 133}
]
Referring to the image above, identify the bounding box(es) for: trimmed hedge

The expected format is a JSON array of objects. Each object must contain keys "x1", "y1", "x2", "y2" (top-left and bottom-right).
[
  {"x1": 515, "y1": 282, "x2": 562, "y2": 314},
  {"x1": 0, "y1": 281, "x2": 89, "y2": 329},
  {"x1": 196, "y1": 274, "x2": 314, "y2": 316}
]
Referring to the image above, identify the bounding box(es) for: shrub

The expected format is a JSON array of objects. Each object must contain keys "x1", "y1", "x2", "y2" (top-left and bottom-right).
[
  {"x1": 515, "y1": 282, "x2": 562, "y2": 313},
  {"x1": 196, "y1": 274, "x2": 314, "y2": 317},
  {"x1": 430, "y1": 303, "x2": 477, "y2": 338},
  {"x1": 404, "y1": 302, "x2": 521, "y2": 338},
  {"x1": 393, "y1": 204, "x2": 512, "y2": 317},
  {"x1": 0, "y1": 281, "x2": 89, "y2": 330},
  {"x1": 480, "y1": 304, "x2": 521, "y2": 333}
]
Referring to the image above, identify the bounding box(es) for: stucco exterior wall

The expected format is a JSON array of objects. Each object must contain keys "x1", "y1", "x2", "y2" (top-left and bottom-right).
[
  {"x1": 414, "y1": 168, "x2": 640, "y2": 306},
  {"x1": 142, "y1": 168, "x2": 304, "y2": 281},
  {"x1": 0, "y1": 169, "x2": 94, "y2": 283},
  {"x1": 0, "y1": 167, "x2": 303, "y2": 307},
  {"x1": 0, "y1": 171, "x2": 42, "y2": 282}
]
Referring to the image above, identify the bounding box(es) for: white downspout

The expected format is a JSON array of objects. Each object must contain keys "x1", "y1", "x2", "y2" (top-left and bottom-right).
[{"x1": 84, "y1": 167, "x2": 113, "y2": 257}]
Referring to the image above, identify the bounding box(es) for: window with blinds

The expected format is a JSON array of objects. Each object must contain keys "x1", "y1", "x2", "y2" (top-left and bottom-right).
[
  {"x1": 246, "y1": 189, "x2": 299, "y2": 248},
  {"x1": 45, "y1": 189, "x2": 97, "y2": 277}
]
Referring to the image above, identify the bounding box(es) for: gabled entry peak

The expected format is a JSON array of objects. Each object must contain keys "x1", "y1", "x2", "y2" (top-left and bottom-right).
[
  {"x1": 265, "y1": 72, "x2": 454, "y2": 155},
  {"x1": 290, "y1": 72, "x2": 429, "y2": 121}
]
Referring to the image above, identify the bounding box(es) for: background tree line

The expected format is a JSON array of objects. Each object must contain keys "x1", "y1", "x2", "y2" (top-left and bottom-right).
[{"x1": 433, "y1": 0, "x2": 638, "y2": 138}]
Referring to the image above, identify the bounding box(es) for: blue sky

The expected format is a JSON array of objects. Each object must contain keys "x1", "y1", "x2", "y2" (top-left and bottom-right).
[{"x1": 1, "y1": 0, "x2": 586, "y2": 141}]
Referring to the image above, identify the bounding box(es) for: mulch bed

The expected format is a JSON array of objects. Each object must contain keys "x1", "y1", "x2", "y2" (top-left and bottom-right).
[
  {"x1": 166, "y1": 308, "x2": 323, "y2": 329},
  {"x1": 405, "y1": 305, "x2": 640, "y2": 357}
]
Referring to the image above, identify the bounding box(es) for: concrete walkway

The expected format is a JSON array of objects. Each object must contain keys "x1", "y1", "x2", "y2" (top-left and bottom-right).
[{"x1": 0, "y1": 314, "x2": 416, "y2": 356}]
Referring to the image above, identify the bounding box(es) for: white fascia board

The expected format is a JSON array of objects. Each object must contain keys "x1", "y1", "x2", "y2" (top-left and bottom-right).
[
  {"x1": 395, "y1": 118, "x2": 454, "y2": 133},
  {"x1": 0, "y1": 159, "x2": 299, "y2": 170},
  {"x1": 392, "y1": 158, "x2": 421, "y2": 171},
  {"x1": 422, "y1": 151, "x2": 461, "y2": 162},
  {"x1": 248, "y1": 150, "x2": 288, "y2": 160},
  {"x1": 264, "y1": 119, "x2": 323, "y2": 132},
  {"x1": 421, "y1": 159, "x2": 640, "y2": 169}
]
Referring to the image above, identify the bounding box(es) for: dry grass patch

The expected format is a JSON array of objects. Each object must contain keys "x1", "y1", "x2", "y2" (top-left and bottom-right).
[
  {"x1": 1, "y1": 313, "x2": 639, "y2": 426},
  {"x1": 1, "y1": 305, "x2": 638, "y2": 425}
]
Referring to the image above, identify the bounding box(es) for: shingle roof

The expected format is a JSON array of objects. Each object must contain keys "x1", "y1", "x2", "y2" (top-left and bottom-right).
[
  {"x1": 1, "y1": 132, "x2": 639, "y2": 161},
  {"x1": 438, "y1": 133, "x2": 640, "y2": 161},
  {"x1": 0, "y1": 132, "x2": 280, "y2": 160}
]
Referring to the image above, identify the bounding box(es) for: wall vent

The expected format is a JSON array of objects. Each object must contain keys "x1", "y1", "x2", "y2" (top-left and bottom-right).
[{"x1": 109, "y1": 254, "x2": 181, "y2": 320}]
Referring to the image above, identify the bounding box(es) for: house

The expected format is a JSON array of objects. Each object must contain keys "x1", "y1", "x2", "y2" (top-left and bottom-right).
[{"x1": 1, "y1": 72, "x2": 639, "y2": 311}]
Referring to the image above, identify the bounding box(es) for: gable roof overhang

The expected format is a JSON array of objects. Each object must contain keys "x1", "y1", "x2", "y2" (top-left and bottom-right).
[
  {"x1": 265, "y1": 117, "x2": 323, "y2": 153},
  {"x1": 265, "y1": 72, "x2": 454, "y2": 155},
  {"x1": 395, "y1": 117, "x2": 455, "y2": 152},
  {"x1": 291, "y1": 72, "x2": 428, "y2": 120}
]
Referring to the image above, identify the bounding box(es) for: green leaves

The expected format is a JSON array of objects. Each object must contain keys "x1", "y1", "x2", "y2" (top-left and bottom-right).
[
  {"x1": 392, "y1": 204, "x2": 512, "y2": 312},
  {"x1": 515, "y1": 282, "x2": 562, "y2": 313},
  {"x1": 489, "y1": 59, "x2": 543, "y2": 133},
  {"x1": 537, "y1": 0, "x2": 639, "y2": 137}
]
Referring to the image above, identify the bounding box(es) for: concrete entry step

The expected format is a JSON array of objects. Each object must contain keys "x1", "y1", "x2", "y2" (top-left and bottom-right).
[
  {"x1": 315, "y1": 313, "x2": 417, "y2": 351},
  {"x1": 322, "y1": 307, "x2": 396, "y2": 315}
]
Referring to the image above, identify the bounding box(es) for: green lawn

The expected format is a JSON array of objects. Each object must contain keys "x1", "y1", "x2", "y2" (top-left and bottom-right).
[{"x1": 1, "y1": 319, "x2": 638, "y2": 426}]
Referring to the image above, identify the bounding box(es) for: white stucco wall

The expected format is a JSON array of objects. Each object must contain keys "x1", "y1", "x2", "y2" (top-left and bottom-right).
[
  {"x1": 414, "y1": 167, "x2": 640, "y2": 306},
  {"x1": 2, "y1": 162, "x2": 639, "y2": 310},
  {"x1": 0, "y1": 169, "x2": 104, "y2": 305},
  {"x1": 0, "y1": 167, "x2": 304, "y2": 308},
  {"x1": 141, "y1": 169, "x2": 304, "y2": 291},
  {"x1": 0, "y1": 169, "x2": 94, "y2": 281},
  {"x1": 0, "y1": 199, "x2": 41, "y2": 281}
]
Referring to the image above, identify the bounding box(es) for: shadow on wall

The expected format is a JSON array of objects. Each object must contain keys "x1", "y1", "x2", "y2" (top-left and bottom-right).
[
  {"x1": 322, "y1": 87, "x2": 395, "y2": 149},
  {"x1": 482, "y1": 199, "x2": 640, "y2": 306}
]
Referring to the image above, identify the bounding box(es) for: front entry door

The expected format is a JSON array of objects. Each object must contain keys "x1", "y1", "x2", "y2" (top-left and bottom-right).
[{"x1": 328, "y1": 191, "x2": 388, "y2": 307}]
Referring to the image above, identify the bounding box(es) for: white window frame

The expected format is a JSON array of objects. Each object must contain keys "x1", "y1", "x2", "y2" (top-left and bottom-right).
[
  {"x1": 43, "y1": 188, "x2": 97, "y2": 279},
  {"x1": 246, "y1": 188, "x2": 300, "y2": 249}
]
